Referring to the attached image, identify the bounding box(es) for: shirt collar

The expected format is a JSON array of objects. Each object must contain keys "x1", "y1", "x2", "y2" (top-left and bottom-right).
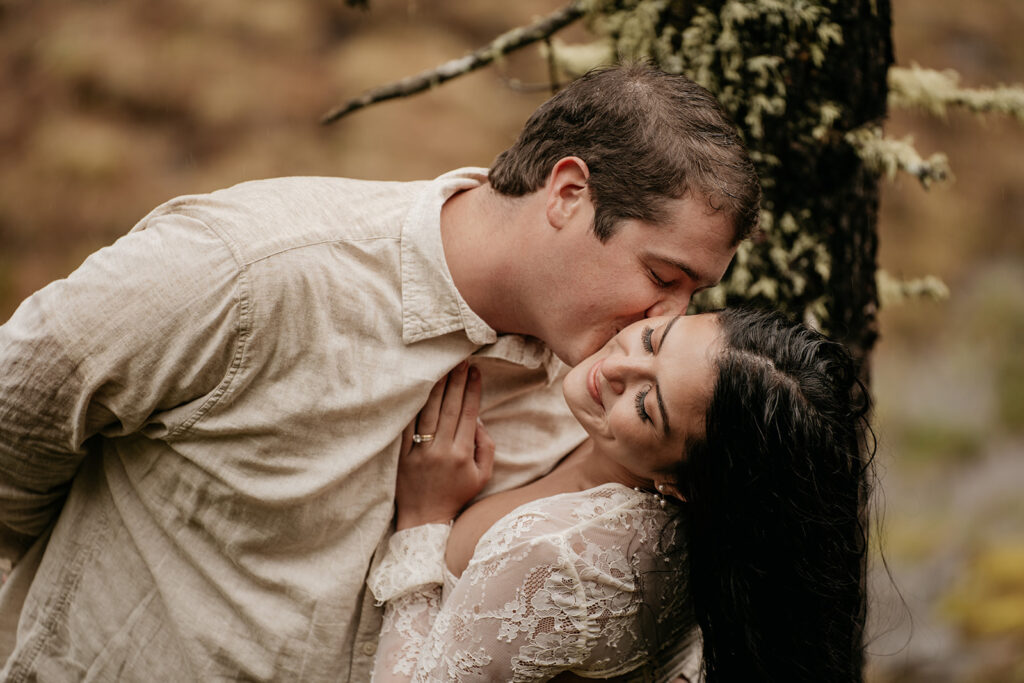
[
  {"x1": 473, "y1": 336, "x2": 568, "y2": 385},
  {"x1": 400, "y1": 167, "x2": 564, "y2": 383},
  {"x1": 400, "y1": 168, "x2": 495, "y2": 346}
]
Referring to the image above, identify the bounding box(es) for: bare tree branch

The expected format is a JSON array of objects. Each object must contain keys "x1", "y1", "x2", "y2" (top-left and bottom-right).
[
  {"x1": 497, "y1": 72, "x2": 566, "y2": 93},
  {"x1": 543, "y1": 37, "x2": 560, "y2": 95},
  {"x1": 321, "y1": 1, "x2": 585, "y2": 125}
]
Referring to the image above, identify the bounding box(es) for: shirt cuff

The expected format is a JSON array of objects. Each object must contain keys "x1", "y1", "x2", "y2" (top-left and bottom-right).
[{"x1": 367, "y1": 523, "x2": 451, "y2": 604}]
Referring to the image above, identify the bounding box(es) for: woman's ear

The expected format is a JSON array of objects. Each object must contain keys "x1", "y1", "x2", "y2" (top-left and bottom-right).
[{"x1": 656, "y1": 481, "x2": 686, "y2": 503}]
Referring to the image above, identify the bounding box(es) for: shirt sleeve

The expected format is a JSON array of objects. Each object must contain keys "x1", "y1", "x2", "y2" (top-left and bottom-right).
[
  {"x1": 371, "y1": 528, "x2": 592, "y2": 683},
  {"x1": 0, "y1": 209, "x2": 245, "y2": 562}
]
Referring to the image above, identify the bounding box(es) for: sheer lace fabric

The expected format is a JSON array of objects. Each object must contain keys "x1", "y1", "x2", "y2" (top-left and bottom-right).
[{"x1": 369, "y1": 483, "x2": 699, "y2": 682}]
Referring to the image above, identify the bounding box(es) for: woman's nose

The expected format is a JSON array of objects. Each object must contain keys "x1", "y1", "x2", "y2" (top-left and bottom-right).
[{"x1": 600, "y1": 355, "x2": 649, "y2": 394}]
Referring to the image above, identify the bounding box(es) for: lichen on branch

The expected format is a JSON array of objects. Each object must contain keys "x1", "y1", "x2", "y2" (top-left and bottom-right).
[
  {"x1": 889, "y1": 63, "x2": 1024, "y2": 123},
  {"x1": 846, "y1": 125, "x2": 952, "y2": 188},
  {"x1": 877, "y1": 270, "x2": 949, "y2": 307}
]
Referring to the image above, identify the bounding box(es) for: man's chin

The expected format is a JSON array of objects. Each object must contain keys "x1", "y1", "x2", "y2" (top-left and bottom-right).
[
  {"x1": 552, "y1": 349, "x2": 580, "y2": 367},
  {"x1": 554, "y1": 341, "x2": 603, "y2": 368},
  {"x1": 544, "y1": 343, "x2": 580, "y2": 367},
  {"x1": 537, "y1": 331, "x2": 606, "y2": 367}
]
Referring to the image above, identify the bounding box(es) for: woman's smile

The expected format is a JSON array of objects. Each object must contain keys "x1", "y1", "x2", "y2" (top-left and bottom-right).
[{"x1": 587, "y1": 359, "x2": 605, "y2": 409}]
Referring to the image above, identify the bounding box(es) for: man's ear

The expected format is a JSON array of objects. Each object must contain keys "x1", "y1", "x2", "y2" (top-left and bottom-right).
[{"x1": 544, "y1": 157, "x2": 591, "y2": 230}]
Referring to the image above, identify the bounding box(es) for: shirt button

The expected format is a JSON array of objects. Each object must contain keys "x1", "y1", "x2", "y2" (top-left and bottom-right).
[{"x1": 361, "y1": 641, "x2": 378, "y2": 656}]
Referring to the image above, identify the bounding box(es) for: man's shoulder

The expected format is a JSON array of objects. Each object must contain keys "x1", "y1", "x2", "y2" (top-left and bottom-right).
[
  {"x1": 158, "y1": 175, "x2": 433, "y2": 226},
  {"x1": 140, "y1": 175, "x2": 435, "y2": 264},
  {"x1": 213, "y1": 175, "x2": 431, "y2": 207}
]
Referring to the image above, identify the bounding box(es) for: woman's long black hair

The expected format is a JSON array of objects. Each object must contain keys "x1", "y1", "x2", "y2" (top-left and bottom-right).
[{"x1": 673, "y1": 307, "x2": 874, "y2": 681}]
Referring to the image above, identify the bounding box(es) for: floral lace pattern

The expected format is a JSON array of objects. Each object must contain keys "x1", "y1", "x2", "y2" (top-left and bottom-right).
[
  {"x1": 369, "y1": 483, "x2": 700, "y2": 682},
  {"x1": 368, "y1": 523, "x2": 451, "y2": 603}
]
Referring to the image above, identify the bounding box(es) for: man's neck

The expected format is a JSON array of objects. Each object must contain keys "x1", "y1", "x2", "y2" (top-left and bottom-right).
[{"x1": 440, "y1": 184, "x2": 533, "y2": 337}]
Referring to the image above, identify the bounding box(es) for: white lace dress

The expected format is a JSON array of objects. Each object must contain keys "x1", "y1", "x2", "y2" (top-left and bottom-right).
[{"x1": 367, "y1": 483, "x2": 701, "y2": 682}]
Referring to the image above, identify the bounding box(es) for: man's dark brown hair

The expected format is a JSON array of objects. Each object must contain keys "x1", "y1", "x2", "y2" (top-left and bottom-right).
[{"x1": 489, "y1": 63, "x2": 761, "y2": 244}]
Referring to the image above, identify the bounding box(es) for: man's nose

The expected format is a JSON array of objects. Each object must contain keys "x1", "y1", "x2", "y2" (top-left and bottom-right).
[{"x1": 645, "y1": 290, "x2": 691, "y2": 318}]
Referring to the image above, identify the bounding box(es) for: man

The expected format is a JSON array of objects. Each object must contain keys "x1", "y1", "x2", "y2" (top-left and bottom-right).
[{"x1": 0, "y1": 64, "x2": 758, "y2": 680}]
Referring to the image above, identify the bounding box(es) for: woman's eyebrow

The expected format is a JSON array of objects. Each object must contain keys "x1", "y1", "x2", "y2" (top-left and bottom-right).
[
  {"x1": 655, "y1": 315, "x2": 681, "y2": 355},
  {"x1": 654, "y1": 315, "x2": 681, "y2": 435},
  {"x1": 655, "y1": 385, "x2": 671, "y2": 436}
]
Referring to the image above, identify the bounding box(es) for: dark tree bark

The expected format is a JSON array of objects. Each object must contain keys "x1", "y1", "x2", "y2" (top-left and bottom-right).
[
  {"x1": 594, "y1": 0, "x2": 893, "y2": 371},
  {"x1": 820, "y1": 1, "x2": 893, "y2": 367}
]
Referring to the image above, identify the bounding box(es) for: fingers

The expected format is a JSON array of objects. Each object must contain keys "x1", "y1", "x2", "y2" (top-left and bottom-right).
[
  {"x1": 415, "y1": 371, "x2": 449, "y2": 438},
  {"x1": 436, "y1": 362, "x2": 469, "y2": 441},
  {"x1": 474, "y1": 419, "x2": 495, "y2": 485},
  {"x1": 395, "y1": 364, "x2": 492, "y2": 529},
  {"x1": 410, "y1": 363, "x2": 487, "y2": 475},
  {"x1": 412, "y1": 362, "x2": 475, "y2": 446},
  {"x1": 453, "y1": 366, "x2": 482, "y2": 447},
  {"x1": 400, "y1": 421, "x2": 414, "y2": 459}
]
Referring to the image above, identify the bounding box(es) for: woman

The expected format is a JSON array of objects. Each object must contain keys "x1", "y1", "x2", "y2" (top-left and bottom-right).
[{"x1": 368, "y1": 308, "x2": 873, "y2": 682}]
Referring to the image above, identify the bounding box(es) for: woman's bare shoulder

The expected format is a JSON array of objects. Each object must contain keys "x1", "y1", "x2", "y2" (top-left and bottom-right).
[{"x1": 445, "y1": 483, "x2": 654, "y2": 578}]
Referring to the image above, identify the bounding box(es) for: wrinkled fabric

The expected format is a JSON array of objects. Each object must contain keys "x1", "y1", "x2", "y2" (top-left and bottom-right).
[
  {"x1": 369, "y1": 484, "x2": 700, "y2": 682},
  {"x1": 0, "y1": 169, "x2": 586, "y2": 682}
]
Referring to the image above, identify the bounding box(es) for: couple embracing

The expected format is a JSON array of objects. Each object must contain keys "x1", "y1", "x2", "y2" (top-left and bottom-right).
[{"x1": 0, "y1": 64, "x2": 871, "y2": 681}]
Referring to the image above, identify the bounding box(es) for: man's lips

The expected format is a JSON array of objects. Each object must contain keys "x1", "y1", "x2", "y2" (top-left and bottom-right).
[{"x1": 587, "y1": 359, "x2": 604, "y2": 409}]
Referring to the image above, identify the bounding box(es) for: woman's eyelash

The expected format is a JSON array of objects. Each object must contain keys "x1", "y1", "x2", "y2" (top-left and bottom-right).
[
  {"x1": 635, "y1": 387, "x2": 652, "y2": 423},
  {"x1": 641, "y1": 326, "x2": 654, "y2": 353}
]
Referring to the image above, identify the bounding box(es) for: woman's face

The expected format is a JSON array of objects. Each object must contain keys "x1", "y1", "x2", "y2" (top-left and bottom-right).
[{"x1": 563, "y1": 313, "x2": 722, "y2": 482}]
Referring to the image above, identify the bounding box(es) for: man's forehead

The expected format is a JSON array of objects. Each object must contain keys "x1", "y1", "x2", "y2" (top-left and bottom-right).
[{"x1": 657, "y1": 194, "x2": 742, "y2": 247}]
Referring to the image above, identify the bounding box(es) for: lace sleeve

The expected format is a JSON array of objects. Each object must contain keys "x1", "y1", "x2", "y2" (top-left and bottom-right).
[
  {"x1": 372, "y1": 525, "x2": 591, "y2": 682},
  {"x1": 367, "y1": 524, "x2": 451, "y2": 604},
  {"x1": 368, "y1": 524, "x2": 450, "y2": 682}
]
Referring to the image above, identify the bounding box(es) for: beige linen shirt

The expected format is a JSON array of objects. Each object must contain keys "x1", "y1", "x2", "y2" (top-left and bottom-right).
[{"x1": 0, "y1": 169, "x2": 586, "y2": 681}]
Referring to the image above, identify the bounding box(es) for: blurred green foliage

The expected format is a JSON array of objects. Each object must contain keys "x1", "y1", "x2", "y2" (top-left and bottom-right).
[
  {"x1": 896, "y1": 422, "x2": 986, "y2": 464},
  {"x1": 941, "y1": 543, "x2": 1024, "y2": 640}
]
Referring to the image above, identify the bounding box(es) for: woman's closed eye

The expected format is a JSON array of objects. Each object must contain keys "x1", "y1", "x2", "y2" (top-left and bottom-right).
[
  {"x1": 641, "y1": 325, "x2": 654, "y2": 353},
  {"x1": 635, "y1": 386, "x2": 653, "y2": 423}
]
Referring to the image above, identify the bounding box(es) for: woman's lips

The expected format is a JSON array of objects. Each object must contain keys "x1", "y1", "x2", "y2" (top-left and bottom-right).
[{"x1": 588, "y1": 360, "x2": 604, "y2": 409}]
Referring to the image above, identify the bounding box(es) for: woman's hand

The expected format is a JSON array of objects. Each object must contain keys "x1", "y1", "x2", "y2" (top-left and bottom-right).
[{"x1": 395, "y1": 362, "x2": 495, "y2": 530}]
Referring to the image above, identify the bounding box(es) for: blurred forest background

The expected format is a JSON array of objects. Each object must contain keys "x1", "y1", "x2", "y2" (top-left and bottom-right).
[{"x1": 0, "y1": 1, "x2": 1021, "y2": 680}]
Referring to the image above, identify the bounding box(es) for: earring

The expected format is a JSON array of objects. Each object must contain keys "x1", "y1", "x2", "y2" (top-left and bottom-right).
[{"x1": 655, "y1": 484, "x2": 667, "y2": 508}]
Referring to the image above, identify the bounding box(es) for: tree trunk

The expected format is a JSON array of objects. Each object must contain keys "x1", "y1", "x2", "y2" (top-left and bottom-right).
[
  {"x1": 819, "y1": 1, "x2": 893, "y2": 367},
  {"x1": 595, "y1": 0, "x2": 894, "y2": 371}
]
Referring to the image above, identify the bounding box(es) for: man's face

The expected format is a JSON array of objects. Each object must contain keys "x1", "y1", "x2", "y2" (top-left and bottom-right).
[{"x1": 537, "y1": 194, "x2": 737, "y2": 366}]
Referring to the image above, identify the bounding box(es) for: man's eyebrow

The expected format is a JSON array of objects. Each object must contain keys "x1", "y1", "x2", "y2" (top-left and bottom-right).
[{"x1": 654, "y1": 315, "x2": 681, "y2": 436}]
